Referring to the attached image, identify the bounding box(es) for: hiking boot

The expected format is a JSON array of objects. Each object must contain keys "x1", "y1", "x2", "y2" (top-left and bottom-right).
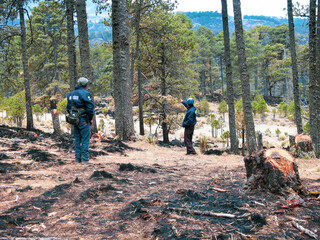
[
  {"x1": 186, "y1": 152, "x2": 197, "y2": 155},
  {"x1": 82, "y1": 161, "x2": 94, "y2": 164}
]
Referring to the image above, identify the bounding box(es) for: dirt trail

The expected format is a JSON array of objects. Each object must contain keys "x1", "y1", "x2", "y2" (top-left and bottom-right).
[{"x1": 0, "y1": 125, "x2": 319, "y2": 239}]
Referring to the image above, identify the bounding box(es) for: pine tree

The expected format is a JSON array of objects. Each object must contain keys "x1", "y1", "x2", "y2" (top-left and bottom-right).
[
  {"x1": 233, "y1": 0, "x2": 256, "y2": 154},
  {"x1": 112, "y1": 0, "x2": 135, "y2": 140},
  {"x1": 221, "y1": 0, "x2": 238, "y2": 154}
]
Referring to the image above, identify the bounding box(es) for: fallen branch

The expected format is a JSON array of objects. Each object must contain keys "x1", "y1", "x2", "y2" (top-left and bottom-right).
[
  {"x1": 1, "y1": 195, "x2": 19, "y2": 204},
  {"x1": 212, "y1": 187, "x2": 229, "y2": 193},
  {"x1": 169, "y1": 207, "x2": 236, "y2": 218},
  {"x1": 291, "y1": 221, "x2": 318, "y2": 239},
  {"x1": 252, "y1": 201, "x2": 266, "y2": 207}
]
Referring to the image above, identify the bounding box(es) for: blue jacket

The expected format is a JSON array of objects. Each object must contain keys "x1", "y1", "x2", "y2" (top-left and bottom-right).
[
  {"x1": 182, "y1": 100, "x2": 197, "y2": 127},
  {"x1": 67, "y1": 86, "x2": 94, "y2": 121}
]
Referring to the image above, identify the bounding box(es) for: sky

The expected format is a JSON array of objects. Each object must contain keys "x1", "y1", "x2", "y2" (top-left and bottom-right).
[{"x1": 175, "y1": 0, "x2": 309, "y2": 17}]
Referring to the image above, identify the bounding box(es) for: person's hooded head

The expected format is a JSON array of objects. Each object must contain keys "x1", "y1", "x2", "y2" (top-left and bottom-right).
[
  {"x1": 187, "y1": 98, "x2": 194, "y2": 106},
  {"x1": 77, "y1": 77, "x2": 89, "y2": 88}
]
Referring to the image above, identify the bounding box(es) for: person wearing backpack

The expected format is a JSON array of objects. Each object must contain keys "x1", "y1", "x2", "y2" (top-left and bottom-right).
[
  {"x1": 181, "y1": 98, "x2": 197, "y2": 155},
  {"x1": 66, "y1": 77, "x2": 94, "y2": 164}
]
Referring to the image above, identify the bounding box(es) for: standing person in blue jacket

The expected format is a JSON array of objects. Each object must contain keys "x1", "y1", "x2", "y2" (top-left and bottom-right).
[
  {"x1": 181, "y1": 98, "x2": 197, "y2": 155},
  {"x1": 67, "y1": 77, "x2": 94, "y2": 164}
]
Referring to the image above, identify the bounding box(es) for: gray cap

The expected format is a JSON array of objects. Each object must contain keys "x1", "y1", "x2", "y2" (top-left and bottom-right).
[{"x1": 77, "y1": 77, "x2": 89, "y2": 86}]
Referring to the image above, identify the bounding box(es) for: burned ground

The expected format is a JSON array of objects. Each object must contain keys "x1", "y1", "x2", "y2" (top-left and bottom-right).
[{"x1": 0, "y1": 125, "x2": 319, "y2": 239}]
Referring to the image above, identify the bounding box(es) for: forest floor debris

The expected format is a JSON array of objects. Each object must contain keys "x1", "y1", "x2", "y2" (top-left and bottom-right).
[{"x1": 0, "y1": 125, "x2": 319, "y2": 239}]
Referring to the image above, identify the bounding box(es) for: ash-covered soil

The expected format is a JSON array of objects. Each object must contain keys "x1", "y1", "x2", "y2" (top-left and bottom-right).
[{"x1": 0, "y1": 125, "x2": 319, "y2": 240}]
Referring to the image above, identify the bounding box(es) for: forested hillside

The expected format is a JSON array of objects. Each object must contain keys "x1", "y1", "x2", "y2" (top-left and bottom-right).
[{"x1": 87, "y1": 10, "x2": 309, "y2": 44}]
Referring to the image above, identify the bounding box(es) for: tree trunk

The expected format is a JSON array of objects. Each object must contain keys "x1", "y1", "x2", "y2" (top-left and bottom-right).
[
  {"x1": 161, "y1": 45, "x2": 169, "y2": 143},
  {"x1": 287, "y1": 0, "x2": 303, "y2": 134},
  {"x1": 233, "y1": 0, "x2": 256, "y2": 154},
  {"x1": 75, "y1": 0, "x2": 97, "y2": 133},
  {"x1": 50, "y1": 101, "x2": 61, "y2": 135},
  {"x1": 134, "y1": 1, "x2": 144, "y2": 136},
  {"x1": 244, "y1": 148, "x2": 308, "y2": 195},
  {"x1": 18, "y1": 1, "x2": 33, "y2": 130},
  {"x1": 220, "y1": 56, "x2": 224, "y2": 94},
  {"x1": 201, "y1": 69, "x2": 206, "y2": 97},
  {"x1": 221, "y1": 0, "x2": 238, "y2": 154},
  {"x1": 308, "y1": 0, "x2": 320, "y2": 157},
  {"x1": 112, "y1": 0, "x2": 135, "y2": 140},
  {"x1": 209, "y1": 61, "x2": 214, "y2": 95},
  {"x1": 65, "y1": 0, "x2": 78, "y2": 90}
]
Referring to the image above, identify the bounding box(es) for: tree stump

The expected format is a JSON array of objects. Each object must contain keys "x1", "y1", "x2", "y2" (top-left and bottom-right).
[
  {"x1": 244, "y1": 148, "x2": 308, "y2": 195},
  {"x1": 295, "y1": 134, "x2": 313, "y2": 152}
]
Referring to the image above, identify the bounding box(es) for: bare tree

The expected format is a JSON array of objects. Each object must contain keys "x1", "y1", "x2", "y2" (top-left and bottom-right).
[
  {"x1": 112, "y1": 0, "x2": 135, "y2": 140},
  {"x1": 287, "y1": 0, "x2": 303, "y2": 134},
  {"x1": 75, "y1": 0, "x2": 97, "y2": 133},
  {"x1": 18, "y1": 0, "x2": 33, "y2": 130},
  {"x1": 65, "y1": 0, "x2": 78, "y2": 90},
  {"x1": 233, "y1": 0, "x2": 256, "y2": 154},
  {"x1": 221, "y1": 0, "x2": 238, "y2": 154},
  {"x1": 309, "y1": 0, "x2": 320, "y2": 157}
]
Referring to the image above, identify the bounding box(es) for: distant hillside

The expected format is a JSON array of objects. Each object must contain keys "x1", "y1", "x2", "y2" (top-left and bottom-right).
[
  {"x1": 87, "y1": 11, "x2": 309, "y2": 44},
  {"x1": 184, "y1": 11, "x2": 308, "y2": 43}
]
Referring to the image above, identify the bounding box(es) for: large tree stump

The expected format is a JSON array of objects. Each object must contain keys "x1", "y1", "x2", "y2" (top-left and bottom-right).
[
  {"x1": 244, "y1": 148, "x2": 308, "y2": 195},
  {"x1": 295, "y1": 134, "x2": 313, "y2": 152}
]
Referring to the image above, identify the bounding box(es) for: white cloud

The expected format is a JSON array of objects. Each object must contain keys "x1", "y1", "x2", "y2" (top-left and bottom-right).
[{"x1": 175, "y1": 0, "x2": 309, "y2": 17}]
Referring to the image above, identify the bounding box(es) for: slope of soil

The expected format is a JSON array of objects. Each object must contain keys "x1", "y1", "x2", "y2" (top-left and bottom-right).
[{"x1": 0, "y1": 125, "x2": 319, "y2": 239}]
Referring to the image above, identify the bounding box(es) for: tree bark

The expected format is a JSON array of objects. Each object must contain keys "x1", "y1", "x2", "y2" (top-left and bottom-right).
[
  {"x1": 287, "y1": 0, "x2": 303, "y2": 134},
  {"x1": 308, "y1": 0, "x2": 320, "y2": 157},
  {"x1": 18, "y1": 1, "x2": 33, "y2": 130},
  {"x1": 244, "y1": 148, "x2": 308, "y2": 195},
  {"x1": 161, "y1": 44, "x2": 169, "y2": 143},
  {"x1": 134, "y1": 0, "x2": 145, "y2": 136},
  {"x1": 221, "y1": 0, "x2": 238, "y2": 154},
  {"x1": 233, "y1": 0, "x2": 256, "y2": 154},
  {"x1": 50, "y1": 101, "x2": 61, "y2": 135},
  {"x1": 112, "y1": 0, "x2": 135, "y2": 140},
  {"x1": 75, "y1": 0, "x2": 97, "y2": 133},
  {"x1": 65, "y1": 0, "x2": 78, "y2": 90}
]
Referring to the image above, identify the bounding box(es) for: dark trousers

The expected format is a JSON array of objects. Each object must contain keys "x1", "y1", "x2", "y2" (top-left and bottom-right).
[
  {"x1": 74, "y1": 117, "x2": 90, "y2": 162},
  {"x1": 184, "y1": 126, "x2": 196, "y2": 154}
]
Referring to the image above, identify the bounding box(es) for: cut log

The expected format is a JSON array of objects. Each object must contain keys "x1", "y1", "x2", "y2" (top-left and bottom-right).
[
  {"x1": 294, "y1": 134, "x2": 313, "y2": 152},
  {"x1": 244, "y1": 148, "x2": 308, "y2": 195}
]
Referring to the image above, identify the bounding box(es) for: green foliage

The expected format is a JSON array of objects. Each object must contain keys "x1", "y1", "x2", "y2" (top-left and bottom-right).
[
  {"x1": 57, "y1": 99, "x2": 67, "y2": 114},
  {"x1": 252, "y1": 94, "x2": 268, "y2": 114},
  {"x1": 275, "y1": 128, "x2": 281, "y2": 137},
  {"x1": 206, "y1": 113, "x2": 216, "y2": 124},
  {"x1": 32, "y1": 104, "x2": 43, "y2": 116},
  {"x1": 6, "y1": 92, "x2": 26, "y2": 126},
  {"x1": 235, "y1": 98, "x2": 243, "y2": 114},
  {"x1": 278, "y1": 101, "x2": 288, "y2": 117},
  {"x1": 0, "y1": 96, "x2": 7, "y2": 111},
  {"x1": 199, "y1": 97, "x2": 209, "y2": 115},
  {"x1": 212, "y1": 119, "x2": 220, "y2": 129},
  {"x1": 33, "y1": 104, "x2": 43, "y2": 121},
  {"x1": 91, "y1": 43, "x2": 113, "y2": 95},
  {"x1": 102, "y1": 108, "x2": 108, "y2": 114},
  {"x1": 303, "y1": 121, "x2": 310, "y2": 134},
  {"x1": 43, "y1": 107, "x2": 48, "y2": 113},
  {"x1": 288, "y1": 100, "x2": 295, "y2": 115},
  {"x1": 218, "y1": 100, "x2": 228, "y2": 117}
]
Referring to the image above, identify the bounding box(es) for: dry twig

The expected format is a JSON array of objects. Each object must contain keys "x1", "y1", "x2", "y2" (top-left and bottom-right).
[{"x1": 169, "y1": 207, "x2": 236, "y2": 218}]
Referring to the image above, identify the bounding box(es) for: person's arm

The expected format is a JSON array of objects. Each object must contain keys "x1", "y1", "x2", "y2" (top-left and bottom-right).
[
  {"x1": 66, "y1": 94, "x2": 71, "y2": 114},
  {"x1": 83, "y1": 92, "x2": 94, "y2": 121},
  {"x1": 181, "y1": 100, "x2": 188, "y2": 109}
]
